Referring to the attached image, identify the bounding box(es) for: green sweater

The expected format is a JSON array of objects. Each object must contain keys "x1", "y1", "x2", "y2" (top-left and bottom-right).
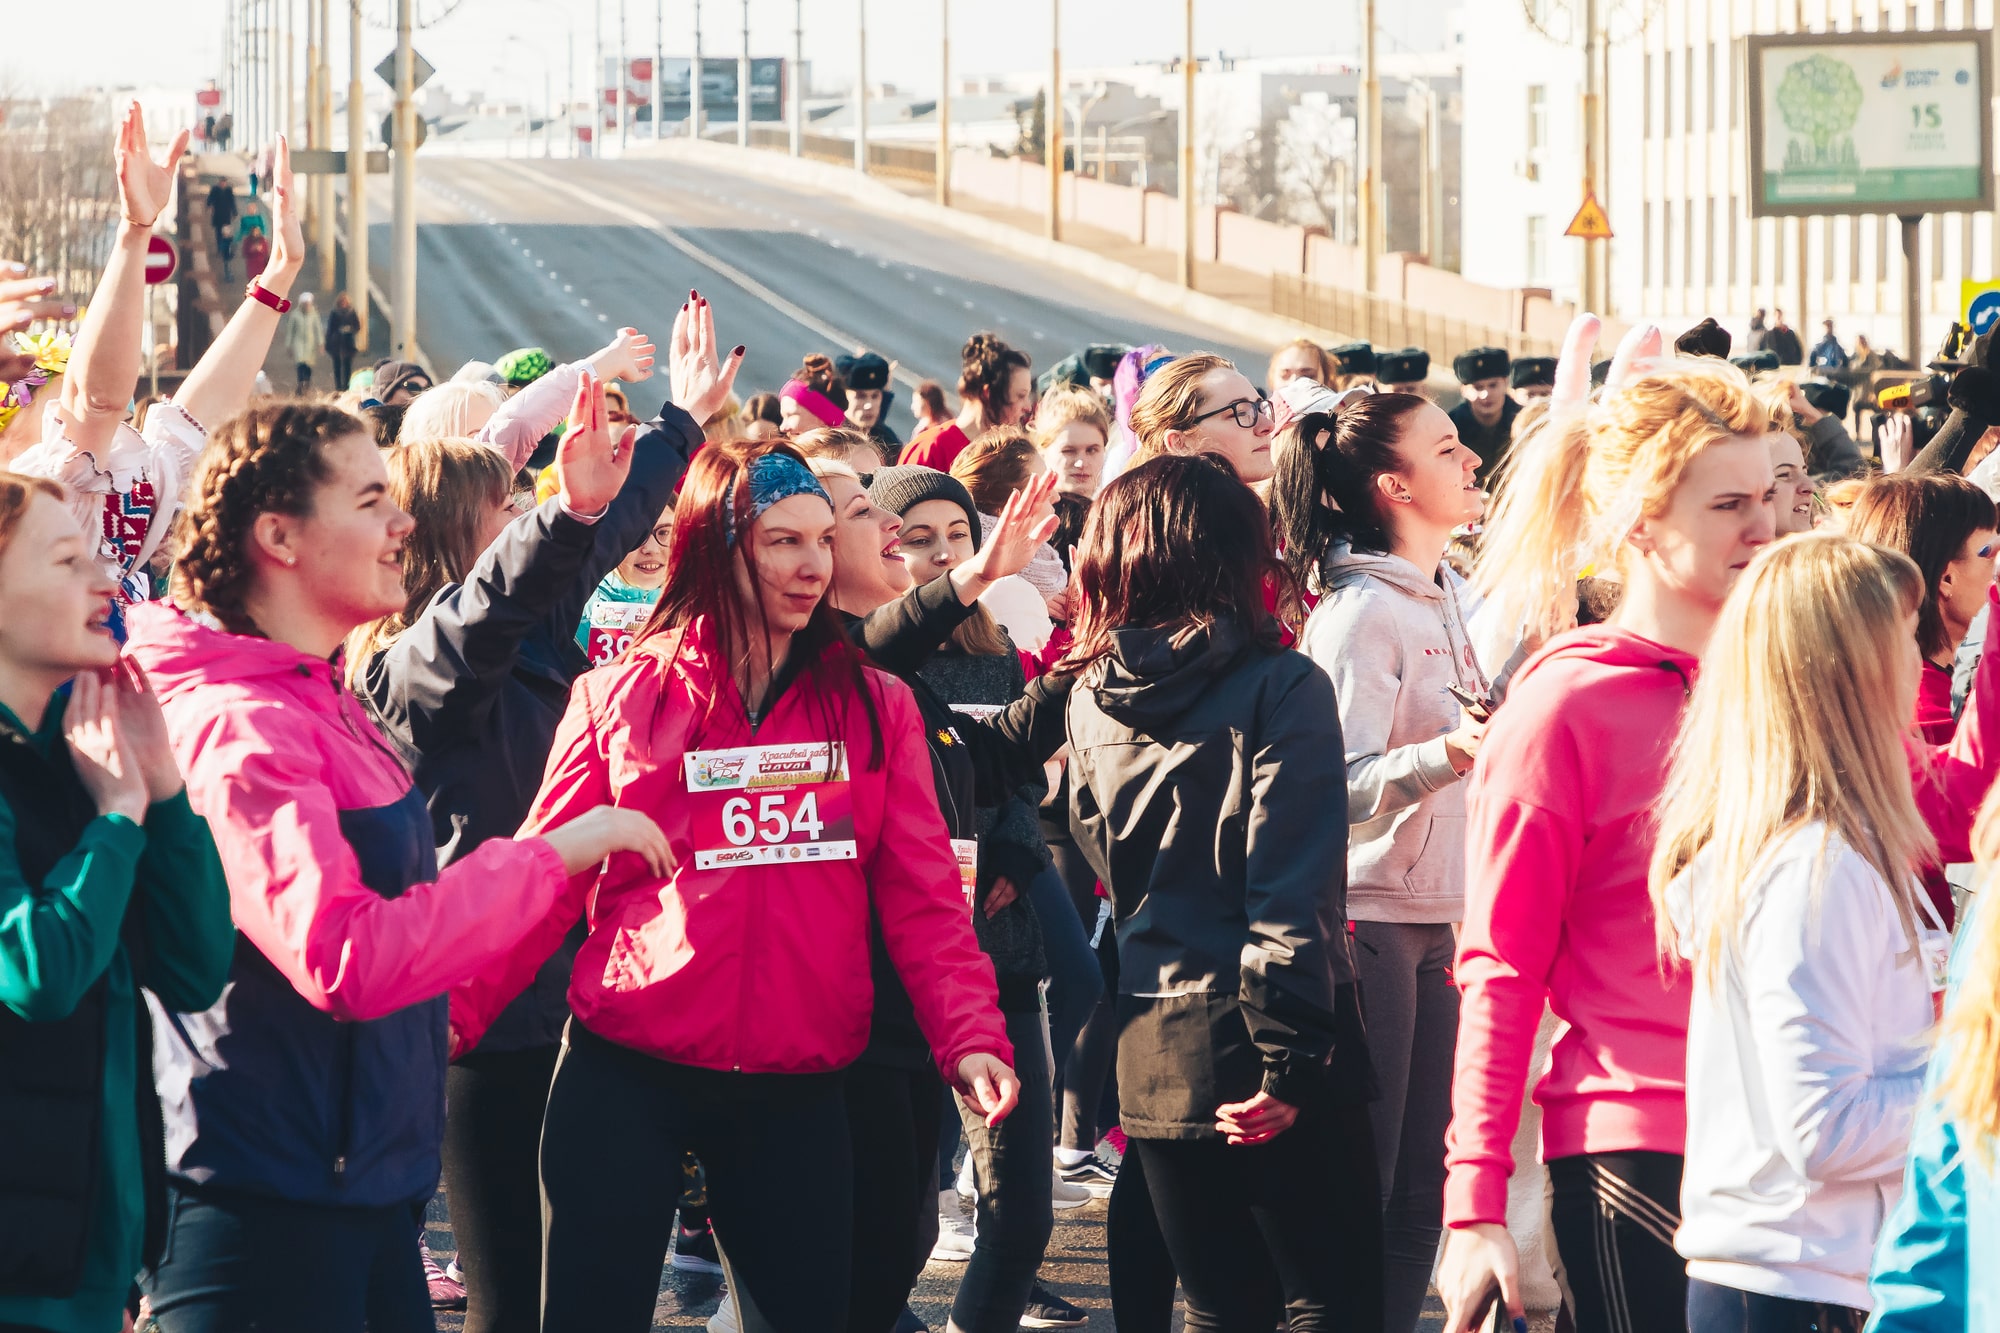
[{"x1": 0, "y1": 694, "x2": 233, "y2": 1332}]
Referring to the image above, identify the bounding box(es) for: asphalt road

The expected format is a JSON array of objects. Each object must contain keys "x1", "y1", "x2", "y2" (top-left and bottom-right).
[{"x1": 357, "y1": 153, "x2": 1271, "y2": 432}]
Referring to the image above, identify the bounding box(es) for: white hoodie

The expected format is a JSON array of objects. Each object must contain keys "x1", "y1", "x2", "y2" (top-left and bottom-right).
[
  {"x1": 1667, "y1": 823, "x2": 1943, "y2": 1311},
  {"x1": 1299, "y1": 543, "x2": 1487, "y2": 923}
]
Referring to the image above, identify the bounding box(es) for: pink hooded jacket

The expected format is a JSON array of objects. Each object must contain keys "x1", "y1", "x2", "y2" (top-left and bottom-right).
[
  {"x1": 1445, "y1": 588, "x2": 2000, "y2": 1229},
  {"x1": 122, "y1": 603, "x2": 570, "y2": 1022},
  {"x1": 451, "y1": 616, "x2": 1013, "y2": 1085}
]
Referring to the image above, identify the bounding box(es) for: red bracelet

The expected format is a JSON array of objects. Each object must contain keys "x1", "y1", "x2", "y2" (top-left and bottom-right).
[{"x1": 246, "y1": 280, "x2": 291, "y2": 314}]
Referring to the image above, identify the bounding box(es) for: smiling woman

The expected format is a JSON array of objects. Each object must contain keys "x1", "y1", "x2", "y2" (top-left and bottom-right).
[{"x1": 118, "y1": 403, "x2": 669, "y2": 1333}]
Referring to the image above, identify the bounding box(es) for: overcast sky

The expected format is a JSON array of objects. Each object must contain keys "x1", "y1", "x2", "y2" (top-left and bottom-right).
[{"x1": 7, "y1": 0, "x2": 1449, "y2": 104}]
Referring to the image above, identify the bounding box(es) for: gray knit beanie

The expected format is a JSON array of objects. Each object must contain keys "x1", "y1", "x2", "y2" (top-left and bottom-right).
[{"x1": 866, "y1": 466, "x2": 983, "y2": 552}]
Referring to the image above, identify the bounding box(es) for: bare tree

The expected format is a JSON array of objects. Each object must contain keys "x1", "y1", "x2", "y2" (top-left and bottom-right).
[
  {"x1": 0, "y1": 91, "x2": 119, "y2": 302},
  {"x1": 1274, "y1": 97, "x2": 1354, "y2": 238}
]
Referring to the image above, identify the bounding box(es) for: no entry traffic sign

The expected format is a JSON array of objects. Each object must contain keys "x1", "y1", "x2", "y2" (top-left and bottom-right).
[{"x1": 145, "y1": 234, "x2": 177, "y2": 286}]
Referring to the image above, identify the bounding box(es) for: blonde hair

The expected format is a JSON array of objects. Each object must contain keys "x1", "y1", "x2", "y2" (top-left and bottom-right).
[
  {"x1": 1648, "y1": 533, "x2": 1932, "y2": 982},
  {"x1": 1031, "y1": 385, "x2": 1112, "y2": 451},
  {"x1": 1941, "y1": 791, "x2": 2000, "y2": 1162},
  {"x1": 804, "y1": 456, "x2": 861, "y2": 487},
  {"x1": 1751, "y1": 377, "x2": 1797, "y2": 436},
  {"x1": 1474, "y1": 357, "x2": 1766, "y2": 645},
  {"x1": 794, "y1": 426, "x2": 885, "y2": 469},
  {"x1": 398, "y1": 381, "x2": 509, "y2": 442},
  {"x1": 1130, "y1": 353, "x2": 1233, "y2": 460},
  {"x1": 703, "y1": 394, "x2": 742, "y2": 444}
]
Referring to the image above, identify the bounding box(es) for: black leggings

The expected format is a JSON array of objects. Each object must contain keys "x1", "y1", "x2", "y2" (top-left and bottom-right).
[
  {"x1": 539, "y1": 1023, "x2": 853, "y2": 1333},
  {"x1": 1131, "y1": 1101, "x2": 1383, "y2": 1333},
  {"x1": 1547, "y1": 1151, "x2": 1687, "y2": 1333},
  {"x1": 1685, "y1": 1279, "x2": 1866, "y2": 1333},
  {"x1": 440, "y1": 1043, "x2": 561, "y2": 1333},
  {"x1": 843, "y1": 1062, "x2": 945, "y2": 1333}
]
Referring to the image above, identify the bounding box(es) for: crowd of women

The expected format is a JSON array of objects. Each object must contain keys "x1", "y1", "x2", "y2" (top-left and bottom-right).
[{"x1": 15, "y1": 102, "x2": 2000, "y2": 1333}]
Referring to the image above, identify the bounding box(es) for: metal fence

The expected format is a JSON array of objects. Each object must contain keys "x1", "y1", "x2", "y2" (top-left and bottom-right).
[
  {"x1": 1271, "y1": 274, "x2": 1561, "y2": 363},
  {"x1": 736, "y1": 125, "x2": 937, "y2": 184}
]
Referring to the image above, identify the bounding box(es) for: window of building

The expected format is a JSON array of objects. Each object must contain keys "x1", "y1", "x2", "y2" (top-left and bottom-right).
[
  {"x1": 1645, "y1": 51, "x2": 1654, "y2": 137},
  {"x1": 1707, "y1": 42, "x2": 1718, "y2": 132},
  {"x1": 1728, "y1": 196, "x2": 1739, "y2": 285},
  {"x1": 1685, "y1": 44, "x2": 1696, "y2": 134},
  {"x1": 1664, "y1": 49, "x2": 1675, "y2": 137},
  {"x1": 1684, "y1": 198, "x2": 1695, "y2": 290},
  {"x1": 1706, "y1": 199, "x2": 1717, "y2": 286},
  {"x1": 1526, "y1": 85, "x2": 1546, "y2": 182},
  {"x1": 1664, "y1": 200, "x2": 1675, "y2": 287},
  {"x1": 1643, "y1": 201, "x2": 1654, "y2": 287},
  {"x1": 1527, "y1": 215, "x2": 1548, "y2": 285},
  {"x1": 1731, "y1": 39, "x2": 1742, "y2": 130}
]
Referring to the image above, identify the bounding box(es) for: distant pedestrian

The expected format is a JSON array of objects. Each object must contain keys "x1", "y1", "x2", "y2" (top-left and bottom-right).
[
  {"x1": 240, "y1": 227, "x2": 270, "y2": 285},
  {"x1": 214, "y1": 112, "x2": 232, "y2": 151},
  {"x1": 326, "y1": 291, "x2": 361, "y2": 390},
  {"x1": 1761, "y1": 309, "x2": 1805, "y2": 365},
  {"x1": 284, "y1": 292, "x2": 323, "y2": 393},
  {"x1": 206, "y1": 179, "x2": 238, "y2": 279},
  {"x1": 1812, "y1": 319, "x2": 1850, "y2": 373}
]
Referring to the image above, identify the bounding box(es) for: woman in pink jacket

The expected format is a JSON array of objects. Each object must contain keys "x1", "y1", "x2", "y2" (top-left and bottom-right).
[
  {"x1": 1440, "y1": 325, "x2": 2000, "y2": 1333},
  {"x1": 451, "y1": 438, "x2": 1020, "y2": 1333},
  {"x1": 122, "y1": 401, "x2": 669, "y2": 1333}
]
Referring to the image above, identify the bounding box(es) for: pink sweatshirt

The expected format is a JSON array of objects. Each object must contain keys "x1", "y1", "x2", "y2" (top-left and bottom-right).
[{"x1": 1445, "y1": 586, "x2": 2000, "y2": 1229}]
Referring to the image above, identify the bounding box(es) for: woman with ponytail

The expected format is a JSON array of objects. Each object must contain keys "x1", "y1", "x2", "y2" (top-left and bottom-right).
[
  {"x1": 902, "y1": 333, "x2": 1034, "y2": 471},
  {"x1": 1653, "y1": 534, "x2": 1940, "y2": 1333},
  {"x1": 121, "y1": 403, "x2": 672, "y2": 1332},
  {"x1": 780, "y1": 353, "x2": 850, "y2": 435},
  {"x1": 1286, "y1": 391, "x2": 1489, "y2": 1333}
]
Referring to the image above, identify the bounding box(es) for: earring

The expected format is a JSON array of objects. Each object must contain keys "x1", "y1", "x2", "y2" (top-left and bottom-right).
[{"x1": 285, "y1": 556, "x2": 297, "y2": 567}]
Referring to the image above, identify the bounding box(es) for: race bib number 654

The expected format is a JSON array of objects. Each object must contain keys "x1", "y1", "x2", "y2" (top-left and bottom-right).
[{"x1": 683, "y1": 742, "x2": 858, "y2": 869}]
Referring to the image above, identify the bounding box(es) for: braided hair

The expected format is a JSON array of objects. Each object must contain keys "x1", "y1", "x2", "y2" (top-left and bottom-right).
[{"x1": 171, "y1": 402, "x2": 362, "y2": 635}]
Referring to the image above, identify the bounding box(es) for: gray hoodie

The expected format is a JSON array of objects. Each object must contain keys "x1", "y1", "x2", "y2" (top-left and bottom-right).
[{"x1": 1299, "y1": 544, "x2": 1488, "y2": 923}]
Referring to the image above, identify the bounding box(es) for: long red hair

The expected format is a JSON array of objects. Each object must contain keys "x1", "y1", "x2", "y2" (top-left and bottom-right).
[{"x1": 635, "y1": 438, "x2": 885, "y2": 769}]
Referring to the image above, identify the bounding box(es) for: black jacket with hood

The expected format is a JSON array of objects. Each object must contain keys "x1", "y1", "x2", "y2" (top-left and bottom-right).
[
  {"x1": 356, "y1": 404, "x2": 702, "y2": 1054},
  {"x1": 997, "y1": 617, "x2": 1373, "y2": 1138}
]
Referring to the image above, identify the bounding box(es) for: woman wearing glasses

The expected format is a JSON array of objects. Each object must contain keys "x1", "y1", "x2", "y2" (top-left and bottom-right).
[
  {"x1": 576, "y1": 505, "x2": 676, "y2": 667},
  {"x1": 1129, "y1": 353, "x2": 1278, "y2": 485},
  {"x1": 345, "y1": 303, "x2": 737, "y2": 1333}
]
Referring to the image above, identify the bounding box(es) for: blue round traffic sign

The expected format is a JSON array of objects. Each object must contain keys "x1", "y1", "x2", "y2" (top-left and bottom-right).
[{"x1": 1971, "y1": 290, "x2": 2000, "y2": 335}]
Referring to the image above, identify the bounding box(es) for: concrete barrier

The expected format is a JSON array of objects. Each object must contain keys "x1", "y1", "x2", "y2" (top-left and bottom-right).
[{"x1": 1217, "y1": 212, "x2": 1310, "y2": 278}]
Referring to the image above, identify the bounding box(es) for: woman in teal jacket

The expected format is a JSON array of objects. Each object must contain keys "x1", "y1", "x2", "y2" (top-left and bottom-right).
[
  {"x1": 0, "y1": 473, "x2": 234, "y2": 1333},
  {"x1": 1870, "y1": 878, "x2": 2000, "y2": 1331}
]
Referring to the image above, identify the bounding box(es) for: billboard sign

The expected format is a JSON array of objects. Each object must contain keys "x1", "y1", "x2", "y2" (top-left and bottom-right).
[
  {"x1": 647, "y1": 57, "x2": 787, "y2": 122},
  {"x1": 1748, "y1": 29, "x2": 1993, "y2": 216}
]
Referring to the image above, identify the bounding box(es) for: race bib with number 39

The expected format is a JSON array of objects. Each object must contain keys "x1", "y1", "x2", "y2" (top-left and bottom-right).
[
  {"x1": 683, "y1": 742, "x2": 859, "y2": 869},
  {"x1": 585, "y1": 601, "x2": 653, "y2": 666}
]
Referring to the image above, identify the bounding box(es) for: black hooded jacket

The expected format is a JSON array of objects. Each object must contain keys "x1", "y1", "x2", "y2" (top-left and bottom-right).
[{"x1": 996, "y1": 618, "x2": 1373, "y2": 1138}]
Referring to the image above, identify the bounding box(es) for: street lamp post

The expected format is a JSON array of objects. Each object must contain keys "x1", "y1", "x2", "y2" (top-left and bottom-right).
[
  {"x1": 738, "y1": 0, "x2": 750, "y2": 148},
  {"x1": 1359, "y1": 0, "x2": 1380, "y2": 293},
  {"x1": 937, "y1": 0, "x2": 951, "y2": 206},
  {"x1": 346, "y1": 0, "x2": 367, "y2": 348},
  {"x1": 391, "y1": 0, "x2": 417, "y2": 359},
  {"x1": 1179, "y1": 0, "x2": 1194, "y2": 288},
  {"x1": 691, "y1": 0, "x2": 705, "y2": 140},
  {"x1": 1047, "y1": 0, "x2": 1061, "y2": 241},
  {"x1": 856, "y1": 0, "x2": 869, "y2": 173},
  {"x1": 791, "y1": 0, "x2": 803, "y2": 157}
]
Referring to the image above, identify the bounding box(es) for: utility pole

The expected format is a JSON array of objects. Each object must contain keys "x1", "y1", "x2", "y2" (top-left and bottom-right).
[
  {"x1": 568, "y1": 28, "x2": 577, "y2": 157},
  {"x1": 346, "y1": 0, "x2": 368, "y2": 348},
  {"x1": 618, "y1": 0, "x2": 629, "y2": 152},
  {"x1": 655, "y1": 0, "x2": 665, "y2": 140},
  {"x1": 594, "y1": 0, "x2": 604, "y2": 157},
  {"x1": 283, "y1": 0, "x2": 294, "y2": 150},
  {"x1": 391, "y1": 0, "x2": 417, "y2": 360},
  {"x1": 791, "y1": 0, "x2": 804, "y2": 156},
  {"x1": 1360, "y1": 0, "x2": 1381, "y2": 292},
  {"x1": 738, "y1": 0, "x2": 751, "y2": 148},
  {"x1": 1580, "y1": 0, "x2": 1604, "y2": 312},
  {"x1": 1179, "y1": 0, "x2": 1195, "y2": 288},
  {"x1": 304, "y1": 0, "x2": 317, "y2": 235},
  {"x1": 937, "y1": 0, "x2": 951, "y2": 206},
  {"x1": 318, "y1": 0, "x2": 332, "y2": 286},
  {"x1": 692, "y1": 0, "x2": 705, "y2": 139},
  {"x1": 855, "y1": 0, "x2": 869, "y2": 172},
  {"x1": 1047, "y1": 0, "x2": 1061, "y2": 240}
]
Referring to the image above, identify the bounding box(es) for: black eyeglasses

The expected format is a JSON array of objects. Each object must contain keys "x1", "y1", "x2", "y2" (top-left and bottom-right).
[
  {"x1": 1188, "y1": 396, "x2": 1273, "y2": 430},
  {"x1": 643, "y1": 524, "x2": 674, "y2": 547}
]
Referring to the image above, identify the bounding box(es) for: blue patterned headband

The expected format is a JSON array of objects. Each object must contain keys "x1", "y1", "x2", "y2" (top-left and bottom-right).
[{"x1": 728, "y1": 451, "x2": 831, "y2": 546}]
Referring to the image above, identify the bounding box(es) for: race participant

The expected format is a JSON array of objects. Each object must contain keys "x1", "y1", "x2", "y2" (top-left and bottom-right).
[
  {"x1": 123, "y1": 402, "x2": 670, "y2": 1333},
  {"x1": 1752, "y1": 382, "x2": 1816, "y2": 536},
  {"x1": 577, "y1": 501, "x2": 674, "y2": 666},
  {"x1": 1286, "y1": 392, "x2": 1489, "y2": 1333},
  {"x1": 1653, "y1": 534, "x2": 1939, "y2": 1333},
  {"x1": 1377, "y1": 347, "x2": 1433, "y2": 398},
  {"x1": 450, "y1": 439, "x2": 1020, "y2": 1333},
  {"x1": 902, "y1": 332, "x2": 1034, "y2": 471},
  {"x1": 793, "y1": 424, "x2": 891, "y2": 473},
  {"x1": 1129, "y1": 352, "x2": 1277, "y2": 485},
  {"x1": 350, "y1": 305, "x2": 729, "y2": 1332},
  {"x1": 0, "y1": 476, "x2": 232, "y2": 1333},
  {"x1": 779, "y1": 354, "x2": 849, "y2": 435},
  {"x1": 837, "y1": 351, "x2": 901, "y2": 453},
  {"x1": 1032, "y1": 385, "x2": 1113, "y2": 499},
  {"x1": 1267, "y1": 338, "x2": 1334, "y2": 391},
  {"x1": 993, "y1": 454, "x2": 1380, "y2": 1330}
]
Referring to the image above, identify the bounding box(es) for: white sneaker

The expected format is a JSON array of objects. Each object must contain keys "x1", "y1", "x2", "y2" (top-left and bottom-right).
[
  {"x1": 1052, "y1": 1171, "x2": 1092, "y2": 1210},
  {"x1": 929, "y1": 1188, "x2": 976, "y2": 1262},
  {"x1": 707, "y1": 1283, "x2": 741, "y2": 1333},
  {"x1": 955, "y1": 1150, "x2": 976, "y2": 1200}
]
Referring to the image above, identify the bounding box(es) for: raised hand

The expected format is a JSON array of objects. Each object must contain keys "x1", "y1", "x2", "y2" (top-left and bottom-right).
[
  {"x1": 951, "y1": 472, "x2": 1059, "y2": 605},
  {"x1": 263, "y1": 136, "x2": 305, "y2": 287},
  {"x1": 669, "y1": 289, "x2": 745, "y2": 424},
  {"x1": 588, "y1": 325, "x2": 657, "y2": 384},
  {"x1": 1605, "y1": 323, "x2": 1666, "y2": 394},
  {"x1": 554, "y1": 369, "x2": 637, "y2": 516},
  {"x1": 1549, "y1": 313, "x2": 1601, "y2": 414},
  {"x1": 115, "y1": 101, "x2": 190, "y2": 230},
  {"x1": 64, "y1": 670, "x2": 150, "y2": 823}
]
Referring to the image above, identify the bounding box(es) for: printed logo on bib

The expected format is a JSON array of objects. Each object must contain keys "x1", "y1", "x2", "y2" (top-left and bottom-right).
[
  {"x1": 585, "y1": 600, "x2": 654, "y2": 666},
  {"x1": 949, "y1": 702, "x2": 1003, "y2": 721},
  {"x1": 683, "y1": 742, "x2": 858, "y2": 869},
  {"x1": 951, "y1": 837, "x2": 979, "y2": 904}
]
